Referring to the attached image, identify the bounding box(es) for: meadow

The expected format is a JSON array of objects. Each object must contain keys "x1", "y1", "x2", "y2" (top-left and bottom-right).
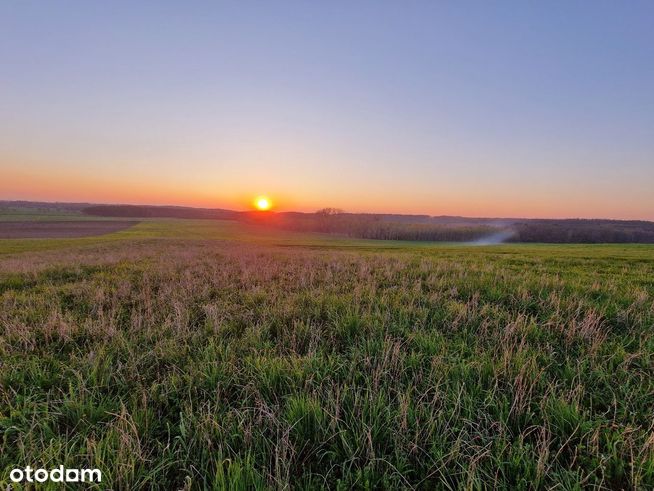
[{"x1": 1, "y1": 218, "x2": 653, "y2": 489}]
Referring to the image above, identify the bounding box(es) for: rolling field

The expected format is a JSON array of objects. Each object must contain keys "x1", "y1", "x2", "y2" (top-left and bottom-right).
[
  {"x1": 0, "y1": 221, "x2": 139, "y2": 239},
  {"x1": 1, "y1": 218, "x2": 653, "y2": 489}
]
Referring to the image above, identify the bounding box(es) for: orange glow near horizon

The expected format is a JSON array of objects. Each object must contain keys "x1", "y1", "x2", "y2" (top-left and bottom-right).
[{"x1": 2, "y1": 166, "x2": 654, "y2": 221}]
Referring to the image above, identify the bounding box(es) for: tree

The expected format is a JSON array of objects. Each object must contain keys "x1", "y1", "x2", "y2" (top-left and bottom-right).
[{"x1": 316, "y1": 208, "x2": 345, "y2": 216}]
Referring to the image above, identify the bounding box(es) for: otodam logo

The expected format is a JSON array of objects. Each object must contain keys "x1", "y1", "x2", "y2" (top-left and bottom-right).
[{"x1": 9, "y1": 465, "x2": 102, "y2": 484}]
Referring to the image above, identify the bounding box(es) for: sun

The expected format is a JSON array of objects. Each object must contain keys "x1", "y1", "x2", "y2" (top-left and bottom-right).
[{"x1": 254, "y1": 196, "x2": 272, "y2": 211}]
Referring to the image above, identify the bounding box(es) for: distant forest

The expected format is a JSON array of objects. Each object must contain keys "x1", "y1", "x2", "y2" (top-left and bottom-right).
[
  {"x1": 83, "y1": 205, "x2": 239, "y2": 220},
  {"x1": 250, "y1": 211, "x2": 654, "y2": 243},
  {"x1": 78, "y1": 204, "x2": 654, "y2": 244}
]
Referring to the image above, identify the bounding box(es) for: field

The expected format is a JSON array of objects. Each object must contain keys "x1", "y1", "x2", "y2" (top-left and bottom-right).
[
  {"x1": 0, "y1": 221, "x2": 138, "y2": 239},
  {"x1": 1, "y1": 218, "x2": 653, "y2": 489}
]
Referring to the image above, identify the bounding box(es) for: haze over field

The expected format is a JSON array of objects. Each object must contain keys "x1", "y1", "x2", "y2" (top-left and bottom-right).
[{"x1": 2, "y1": 2, "x2": 653, "y2": 219}]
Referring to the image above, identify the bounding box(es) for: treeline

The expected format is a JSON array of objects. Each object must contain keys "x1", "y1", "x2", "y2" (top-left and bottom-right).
[
  {"x1": 510, "y1": 220, "x2": 654, "y2": 243},
  {"x1": 1, "y1": 200, "x2": 92, "y2": 212},
  {"x1": 250, "y1": 212, "x2": 497, "y2": 241},
  {"x1": 84, "y1": 205, "x2": 239, "y2": 220},
  {"x1": 249, "y1": 212, "x2": 654, "y2": 243}
]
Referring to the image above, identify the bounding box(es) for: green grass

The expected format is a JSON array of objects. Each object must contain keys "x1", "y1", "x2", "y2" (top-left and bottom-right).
[{"x1": 1, "y1": 219, "x2": 653, "y2": 489}]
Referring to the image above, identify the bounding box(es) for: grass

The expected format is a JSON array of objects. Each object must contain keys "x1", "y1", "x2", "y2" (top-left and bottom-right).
[{"x1": 1, "y1": 218, "x2": 653, "y2": 489}]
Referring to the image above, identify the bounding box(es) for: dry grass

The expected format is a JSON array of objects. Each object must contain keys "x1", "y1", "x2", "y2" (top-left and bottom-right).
[{"x1": 1, "y1": 235, "x2": 653, "y2": 489}]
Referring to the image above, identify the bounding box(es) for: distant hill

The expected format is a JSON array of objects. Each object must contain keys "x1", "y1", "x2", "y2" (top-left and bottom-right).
[
  {"x1": 3, "y1": 201, "x2": 654, "y2": 244},
  {"x1": 0, "y1": 200, "x2": 93, "y2": 213},
  {"x1": 83, "y1": 204, "x2": 239, "y2": 220}
]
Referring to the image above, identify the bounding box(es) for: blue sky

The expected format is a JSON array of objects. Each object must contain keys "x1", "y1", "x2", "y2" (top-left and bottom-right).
[{"x1": 2, "y1": 1, "x2": 653, "y2": 218}]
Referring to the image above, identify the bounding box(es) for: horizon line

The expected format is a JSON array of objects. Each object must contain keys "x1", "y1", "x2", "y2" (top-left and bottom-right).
[{"x1": 2, "y1": 198, "x2": 653, "y2": 224}]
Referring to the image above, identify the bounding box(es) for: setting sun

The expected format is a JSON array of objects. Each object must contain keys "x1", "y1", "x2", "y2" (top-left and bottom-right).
[{"x1": 254, "y1": 196, "x2": 272, "y2": 211}]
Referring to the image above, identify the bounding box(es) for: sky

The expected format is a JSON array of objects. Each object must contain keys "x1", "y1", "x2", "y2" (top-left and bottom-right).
[{"x1": 1, "y1": 1, "x2": 653, "y2": 219}]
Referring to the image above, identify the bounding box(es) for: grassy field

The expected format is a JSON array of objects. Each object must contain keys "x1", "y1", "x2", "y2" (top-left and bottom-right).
[{"x1": 1, "y1": 218, "x2": 653, "y2": 489}]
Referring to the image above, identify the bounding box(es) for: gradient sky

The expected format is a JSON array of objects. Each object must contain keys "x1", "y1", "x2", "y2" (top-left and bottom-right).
[{"x1": 2, "y1": 1, "x2": 653, "y2": 219}]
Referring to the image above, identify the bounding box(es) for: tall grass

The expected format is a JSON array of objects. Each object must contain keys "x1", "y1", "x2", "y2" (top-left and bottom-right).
[{"x1": 1, "y1": 238, "x2": 653, "y2": 489}]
